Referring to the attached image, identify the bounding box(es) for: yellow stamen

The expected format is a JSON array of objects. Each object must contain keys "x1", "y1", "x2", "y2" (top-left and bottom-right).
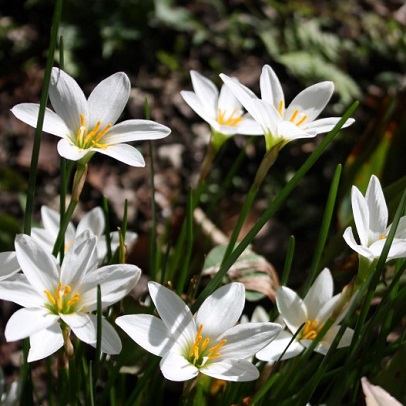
[
  {"x1": 217, "y1": 108, "x2": 243, "y2": 127},
  {"x1": 83, "y1": 121, "x2": 102, "y2": 144},
  {"x1": 80, "y1": 114, "x2": 86, "y2": 127},
  {"x1": 44, "y1": 290, "x2": 56, "y2": 305},
  {"x1": 94, "y1": 123, "x2": 112, "y2": 140},
  {"x1": 295, "y1": 114, "x2": 307, "y2": 126},
  {"x1": 201, "y1": 337, "x2": 210, "y2": 352},
  {"x1": 278, "y1": 100, "x2": 284, "y2": 116},
  {"x1": 208, "y1": 339, "x2": 227, "y2": 354},
  {"x1": 76, "y1": 114, "x2": 112, "y2": 149},
  {"x1": 379, "y1": 235, "x2": 387, "y2": 240},
  {"x1": 301, "y1": 319, "x2": 323, "y2": 340},
  {"x1": 67, "y1": 293, "x2": 80, "y2": 308},
  {"x1": 44, "y1": 282, "x2": 79, "y2": 314},
  {"x1": 289, "y1": 109, "x2": 299, "y2": 122}
]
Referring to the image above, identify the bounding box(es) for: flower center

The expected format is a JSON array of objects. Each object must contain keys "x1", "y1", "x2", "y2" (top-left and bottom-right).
[
  {"x1": 289, "y1": 109, "x2": 307, "y2": 126},
  {"x1": 75, "y1": 114, "x2": 112, "y2": 150},
  {"x1": 217, "y1": 108, "x2": 243, "y2": 127},
  {"x1": 44, "y1": 282, "x2": 80, "y2": 315},
  {"x1": 300, "y1": 319, "x2": 323, "y2": 340},
  {"x1": 379, "y1": 234, "x2": 387, "y2": 240},
  {"x1": 188, "y1": 324, "x2": 227, "y2": 368}
]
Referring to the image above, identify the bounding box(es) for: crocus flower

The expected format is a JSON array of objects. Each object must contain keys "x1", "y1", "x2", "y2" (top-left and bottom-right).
[
  {"x1": 256, "y1": 268, "x2": 353, "y2": 363},
  {"x1": 116, "y1": 282, "x2": 281, "y2": 382},
  {"x1": 0, "y1": 234, "x2": 141, "y2": 362},
  {"x1": 181, "y1": 70, "x2": 262, "y2": 142},
  {"x1": 0, "y1": 252, "x2": 20, "y2": 281},
  {"x1": 11, "y1": 68, "x2": 171, "y2": 166},
  {"x1": 343, "y1": 175, "x2": 406, "y2": 264},
  {"x1": 31, "y1": 206, "x2": 137, "y2": 264},
  {"x1": 220, "y1": 64, "x2": 354, "y2": 151}
]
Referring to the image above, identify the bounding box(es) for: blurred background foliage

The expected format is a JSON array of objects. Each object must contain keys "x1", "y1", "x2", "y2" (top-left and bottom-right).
[{"x1": 0, "y1": 0, "x2": 405, "y2": 271}]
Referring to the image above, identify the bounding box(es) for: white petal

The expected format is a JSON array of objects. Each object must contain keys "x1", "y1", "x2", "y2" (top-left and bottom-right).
[
  {"x1": 148, "y1": 282, "x2": 196, "y2": 348},
  {"x1": 116, "y1": 314, "x2": 175, "y2": 357},
  {"x1": 15, "y1": 234, "x2": 59, "y2": 293},
  {"x1": 41, "y1": 206, "x2": 75, "y2": 242},
  {"x1": 190, "y1": 70, "x2": 219, "y2": 115},
  {"x1": 104, "y1": 119, "x2": 171, "y2": 144},
  {"x1": 285, "y1": 81, "x2": 334, "y2": 123},
  {"x1": 180, "y1": 91, "x2": 215, "y2": 123},
  {"x1": 250, "y1": 99, "x2": 281, "y2": 135},
  {"x1": 388, "y1": 216, "x2": 406, "y2": 239},
  {"x1": 260, "y1": 65, "x2": 284, "y2": 110},
  {"x1": 88, "y1": 72, "x2": 130, "y2": 129},
  {"x1": 76, "y1": 207, "x2": 104, "y2": 237},
  {"x1": 10, "y1": 104, "x2": 71, "y2": 138},
  {"x1": 196, "y1": 283, "x2": 245, "y2": 338},
  {"x1": 160, "y1": 352, "x2": 198, "y2": 382},
  {"x1": 234, "y1": 116, "x2": 264, "y2": 135},
  {"x1": 0, "y1": 275, "x2": 43, "y2": 307},
  {"x1": 276, "y1": 120, "x2": 313, "y2": 142},
  {"x1": 361, "y1": 376, "x2": 403, "y2": 406},
  {"x1": 49, "y1": 68, "x2": 88, "y2": 132},
  {"x1": 256, "y1": 329, "x2": 304, "y2": 362},
  {"x1": 315, "y1": 294, "x2": 340, "y2": 325},
  {"x1": 80, "y1": 264, "x2": 141, "y2": 310},
  {"x1": 202, "y1": 359, "x2": 259, "y2": 382},
  {"x1": 303, "y1": 117, "x2": 355, "y2": 136},
  {"x1": 60, "y1": 235, "x2": 98, "y2": 289},
  {"x1": 63, "y1": 313, "x2": 121, "y2": 354},
  {"x1": 303, "y1": 268, "x2": 333, "y2": 320},
  {"x1": 31, "y1": 228, "x2": 55, "y2": 252},
  {"x1": 94, "y1": 143, "x2": 145, "y2": 167},
  {"x1": 351, "y1": 186, "x2": 370, "y2": 247},
  {"x1": 386, "y1": 240, "x2": 406, "y2": 261},
  {"x1": 217, "y1": 82, "x2": 242, "y2": 115},
  {"x1": 57, "y1": 138, "x2": 93, "y2": 161},
  {"x1": 343, "y1": 227, "x2": 374, "y2": 261},
  {"x1": 5, "y1": 308, "x2": 59, "y2": 341},
  {"x1": 28, "y1": 323, "x2": 64, "y2": 362},
  {"x1": 276, "y1": 287, "x2": 307, "y2": 333},
  {"x1": 218, "y1": 322, "x2": 282, "y2": 359},
  {"x1": 0, "y1": 252, "x2": 20, "y2": 281},
  {"x1": 365, "y1": 175, "x2": 388, "y2": 239}
]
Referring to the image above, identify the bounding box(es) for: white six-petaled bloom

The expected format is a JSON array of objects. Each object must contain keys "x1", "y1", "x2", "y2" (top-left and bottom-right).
[
  {"x1": 343, "y1": 175, "x2": 406, "y2": 264},
  {"x1": 116, "y1": 282, "x2": 281, "y2": 382},
  {"x1": 0, "y1": 252, "x2": 20, "y2": 281},
  {"x1": 31, "y1": 206, "x2": 137, "y2": 265},
  {"x1": 11, "y1": 68, "x2": 171, "y2": 166},
  {"x1": 220, "y1": 64, "x2": 354, "y2": 151},
  {"x1": 256, "y1": 268, "x2": 354, "y2": 363},
  {"x1": 0, "y1": 234, "x2": 141, "y2": 362},
  {"x1": 181, "y1": 70, "x2": 262, "y2": 139}
]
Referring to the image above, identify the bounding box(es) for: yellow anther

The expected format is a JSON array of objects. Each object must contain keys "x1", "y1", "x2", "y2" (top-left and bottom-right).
[
  {"x1": 80, "y1": 114, "x2": 86, "y2": 126},
  {"x1": 201, "y1": 337, "x2": 210, "y2": 352},
  {"x1": 208, "y1": 339, "x2": 227, "y2": 354},
  {"x1": 217, "y1": 108, "x2": 243, "y2": 127},
  {"x1": 95, "y1": 123, "x2": 112, "y2": 140},
  {"x1": 83, "y1": 121, "x2": 102, "y2": 144},
  {"x1": 278, "y1": 100, "x2": 284, "y2": 116},
  {"x1": 295, "y1": 114, "x2": 307, "y2": 126},
  {"x1": 44, "y1": 290, "x2": 56, "y2": 305},
  {"x1": 64, "y1": 285, "x2": 72, "y2": 294},
  {"x1": 91, "y1": 141, "x2": 108, "y2": 149},
  {"x1": 289, "y1": 109, "x2": 299, "y2": 122},
  {"x1": 67, "y1": 293, "x2": 80, "y2": 308},
  {"x1": 301, "y1": 319, "x2": 323, "y2": 340},
  {"x1": 379, "y1": 235, "x2": 387, "y2": 240}
]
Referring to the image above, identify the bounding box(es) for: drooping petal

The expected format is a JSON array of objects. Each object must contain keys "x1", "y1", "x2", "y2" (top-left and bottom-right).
[
  {"x1": 148, "y1": 282, "x2": 196, "y2": 348},
  {"x1": 15, "y1": 234, "x2": 59, "y2": 293},
  {"x1": 49, "y1": 68, "x2": 88, "y2": 132},
  {"x1": 217, "y1": 322, "x2": 282, "y2": 360},
  {"x1": 0, "y1": 252, "x2": 20, "y2": 281},
  {"x1": 87, "y1": 72, "x2": 130, "y2": 129},
  {"x1": 202, "y1": 359, "x2": 259, "y2": 382},
  {"x1": 180, "y1": 91, "x2": 215, "y2": 123},
  {"x1": 260, "y1": 64, "x2": 284, "y2": 110},
  {"x1": 94, "y1": 143, "x2": 145, "y2": 167},
  {"x1": 116, "y1": 314, "x2": 176, "y2": 357},
  {"x1": 256, "y1": 329, "x2": 304, "y2": 362},
  {"x1": 28, "y1": 323, "x2": 64, "y2": 362},
  {"x1": 57, "y1": 139, "x2": 93, "y2": 161},
  {"x1": 196, "y1": 283, "x2": 245, "y2": 338},
  {"x1": 343, "y1": 227, "x2": 374, "y2": 261},
  {"x1": 76, "y1": 207, "x2": 105, "y2": 237},
  {"x1": 361, "y1": 376, "x2": 403, "y2": 406},
  {"x1": 60, "y1": 234, "x2": 98, "y2": 289},
  {"x1": 365, "y1": 175, "x2": 388, "y2": 240},
  {"x1": 285, "y1": 81, "x2": 334, "y2": 123},
  {"x1": 351, "y1": 186, "x2": 370, "y2": 247},
  {"x1": 80, "y1": 264, "x2": 141, "y2": 310},
  {"x1": 276, "y1": 286, "x2": 307, "y2": 333},
  {"x1": 99, "y1": 317, "x2": 122, "y2": 354},
  {"x1": 303, "y1": 268, "x2": 333, "y2": 320},
  {"x1": 303, "y1": 117, "x2": 355, "y2": 136},
  {"x1": 10, "y1": 104, "x2": 71, "y2": 138},
  {"x1": 190, "y1": 70, "x2": 219, "y2": 116},
  {"x1": 159, "y1": 352, "x2": 198, "y2": 382},
  {"x1": 5, "y1": 308, "x2": 59, "y2": 341},
  {"x1": 0, "y1": 274, "x2": 43, "y2": 307},
  {"x1": 104, "y1": 119, "x2": 171, "y2": 144}
]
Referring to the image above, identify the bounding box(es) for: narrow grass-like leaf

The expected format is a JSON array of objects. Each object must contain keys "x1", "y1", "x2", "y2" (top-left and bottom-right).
[
  {"x1": 102, "y1": 196, "x2": 112, "y2": 263},
  {"x1": 281, "y1": 235, "x2": 295, "y2": 286}
]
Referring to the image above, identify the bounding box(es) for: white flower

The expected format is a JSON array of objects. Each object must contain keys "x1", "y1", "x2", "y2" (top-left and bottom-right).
[
  {"x1": 361, "y1": 377, "x2": 403, "y2": 406},
  {"x1": 181, "y1": 70, "x2": 262, "y2": 137},
  {"x1": 0, "y1": 234, "x2": 141, "y2": 362},
  {"x1": 31, "y1": 206, "x2": 137, "y2": 265},
  {"x1": 0, "y1": 252, "x2": 19, "y2": 281},
  {"x1": 256, "y1": 268, "x2": 353, "y2": 363},
  {"x1": 220, "y1": 64, "x2": 354, "y2": 150},
  {"x1": 11, "y1": 68, "x2": 171, "y2": 166},
  {"x1": 116, "y1": 282, "x2": 281, "y2": 382},
  {"x1": 343, "y1": 175, "x2": 406, "y2": 264}
]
